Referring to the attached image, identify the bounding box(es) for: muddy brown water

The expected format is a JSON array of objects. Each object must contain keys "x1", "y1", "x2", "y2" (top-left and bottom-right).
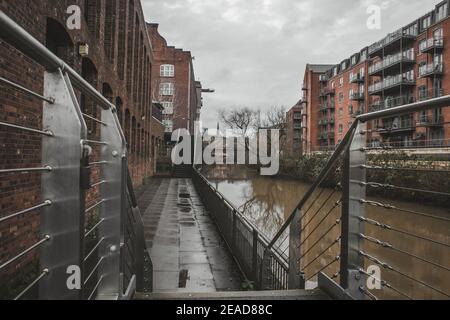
[{"x1": 206, "y1": 175, "x2": 450, "y2": 300}]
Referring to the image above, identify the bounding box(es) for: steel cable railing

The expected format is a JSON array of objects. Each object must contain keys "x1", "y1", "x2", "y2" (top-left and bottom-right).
[
  {"x1": 262, "y1": 97, "x2": 450, "y2": 299},
  {"x1": 0, "y1": 11, "x2": 149, "y2": 300}
]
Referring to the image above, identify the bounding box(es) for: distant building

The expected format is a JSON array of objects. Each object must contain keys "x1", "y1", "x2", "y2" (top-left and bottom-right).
[
  {"x1": 286, "y1": 100, "x2": 306, "y2": 156},
  {"x1": 299, "y1": 1, "x2": 450, "y2": 153},
  {"x1": 147, "y1": 23, "x2": 203, "y2": 141}
]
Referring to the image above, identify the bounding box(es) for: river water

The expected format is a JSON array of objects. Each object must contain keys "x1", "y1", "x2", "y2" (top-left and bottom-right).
[{"x1": 205, "y1": 170, "x2": 450, "y2": 300}]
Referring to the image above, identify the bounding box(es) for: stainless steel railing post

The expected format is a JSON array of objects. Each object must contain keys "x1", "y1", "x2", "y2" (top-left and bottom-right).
[
  {"x1": 340, "y1": 121, "x2": 367, "y2": 299},
  {"x1": 39, "y1": 69, "x2": 88, "y2": 300}
]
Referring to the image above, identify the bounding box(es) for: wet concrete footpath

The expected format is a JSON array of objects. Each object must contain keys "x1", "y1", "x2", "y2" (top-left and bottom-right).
[{"x1": 138, "y1": 178, "x2": 242, "y2": 293}]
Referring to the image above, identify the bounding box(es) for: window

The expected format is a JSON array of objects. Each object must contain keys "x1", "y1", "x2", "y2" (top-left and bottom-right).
[
  {"x1": 418, "y1": 86, "x2": 427, "y2": 101},
  {"x1": 339, "y1": 124, "x2": 343, "y2": 133},
  {"x1": 351, "y1": 56, "x2": 357, "y2": 65},
  {"x1": 162, "y1": 102, "x2": 174, "y2": 115},
  {"x1": 163, "y1": 120, "x2": 173, "y2": 133},
  {"x1": 160, "y1": 64, "x2": 175, "y2": 77},
  {"x1": 422, "y1": 16, "x2": 431, "y2": 29},
  {"x1": 434, "y1": 28, "x2": 443, "y2": 40},
  {"x1": 437, "y1": 3, "x2": 448, "y2": 21},
  {"x1": 349, "y1": 88, "x2": 354, "y2": 97},
  {"x1": 360, "y1": 67, "x2": 365, "y2": 77},
  {"x1": 360, "y1": 50, "x2": 367, "y2": 62},
  {"x1": 160, "y1": 83, "x2": 174, "y2": 96},
  {"x1": 419, "y1": 39, "x2": 427, "y2": 52},
  {"x1": 339, "y1": 77, "x2": 344, "y2": 87},
  {"x1": 339, "y1": 92, "x2": 344, "y2": 103}
]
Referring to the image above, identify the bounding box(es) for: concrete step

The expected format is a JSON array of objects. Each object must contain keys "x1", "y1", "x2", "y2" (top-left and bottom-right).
[{"x1": 135, "y1": 289, "x2": 330, "y2": 300}]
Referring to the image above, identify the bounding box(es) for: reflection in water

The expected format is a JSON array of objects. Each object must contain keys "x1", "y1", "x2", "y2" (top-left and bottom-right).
[
  {"x1": 210, "y1": 178, "x2": 309, "y2": 239},
  {"x1": 209, "y1": 174, "x2": 450, "y2": 300}
]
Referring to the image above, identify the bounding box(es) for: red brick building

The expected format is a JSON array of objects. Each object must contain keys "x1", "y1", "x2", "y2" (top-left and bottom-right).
[
  {"x1": 0, "y1": 0, "x2": 163, "y2": 293},
  {"x1": 298, "y1": 1, "x2": 450, "y2": 153},
  {"x1": 285, "y1": 100, "x2": 305, "y2": 156},
  {"x1": 147, "y1": 23, "x2": 202, "y2": 139}
]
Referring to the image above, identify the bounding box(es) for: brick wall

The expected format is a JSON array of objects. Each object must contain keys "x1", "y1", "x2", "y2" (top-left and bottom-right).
[
  {"x1": 0, "y1": 0, "x2": 156, "y2": 293},
  {"x1": 147, "y1": 23, "x2": 202, "y2": 137}
]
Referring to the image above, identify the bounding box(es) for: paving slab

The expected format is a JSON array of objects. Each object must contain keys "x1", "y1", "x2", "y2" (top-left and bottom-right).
[{"x1": 140, "y1": 177, "x2": 242, "y2": 293}]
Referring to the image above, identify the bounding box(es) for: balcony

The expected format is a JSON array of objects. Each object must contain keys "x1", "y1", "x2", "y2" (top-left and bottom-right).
[
  {"x1": 368, "y1": 51, "x2": 415, "y2": 76},
  {"x1": 293, "y1": 123, "x2": 303, "y2": 130},
  {"x1": 350, "y1": 92, "x2": 365, "y2": 101},
  {"x1": 419, "y1": 63, "x2": 444, "y2": 78},
  {"x1": 349, "y1": 73, "x2": 365, "y2": 84},
  {"x1": 319, "y1": 74, "x2": 329, "y2": 83},
  {"x1": 318, "y1": 132, "x2": 333, "y2": 140},
  {"x1": 368, "y1": 74, "x2": 416, "y2": 96},
  {"x1": 319, "y1": 103, "x2": 335, "y2": 112},
  {"x1": 368, "y1": 95, "x2": 415, "y2": 112},
  {"x1": 320, "y1": 88, "x2": 335, "y2": 97},
  {"x1": 378, "y1": 119, "x2": 415, "y2": 134},
  {"x1": 417, "y1": 115, "x2": 444, "y2": 127},
  {"x1": 319, "y1": 119, "x2": 329, "y2": 126},
  {"x1": 419, "y1": 89, "x2": 444, "y2": 101},
  {"x1": 420, "y1": 38, "x2": 444, "y2": 54},
  {"x1": 368, "y1": 27, "x2": 417, "y2": 57}
]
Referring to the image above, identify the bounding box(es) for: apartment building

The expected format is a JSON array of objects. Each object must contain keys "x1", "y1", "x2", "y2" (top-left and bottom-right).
[
  {"x1": 147, "y1": 23, "x2": 203, "y2": 140},
  {"x1": 300, "y1": 0, "x2": 450, "y2": 152},
  {"x1": 286, "y1": 100, "x2": 305, "y2": 156}
]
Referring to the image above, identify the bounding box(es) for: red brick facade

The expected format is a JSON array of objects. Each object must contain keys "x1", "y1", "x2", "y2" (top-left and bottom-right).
[
  {"x1": 0, "y1": 0, "x2": 160, "y2": 291},
  {"x1": 285, "y1": 101, "x2": 304, "y2": 156},
  {"x1": 296, "y1": 1, "x2": 450, "y2": 153},
  {"x1": 147, "y1": 23, "x2": 202, "y2": 138}
]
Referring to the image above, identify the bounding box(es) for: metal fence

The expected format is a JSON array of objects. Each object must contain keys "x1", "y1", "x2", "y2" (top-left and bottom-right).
[
  {"x1": 0, "y1": 11, "x2": 148, "y2": 300},
  {"x1": 266, "y1": 97, "x2": 450, "y2": 299},
  {"x1": 192, "y1": 168, "x2": 289, "y2": 290}
]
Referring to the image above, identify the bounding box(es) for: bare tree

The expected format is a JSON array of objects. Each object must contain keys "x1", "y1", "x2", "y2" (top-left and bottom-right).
[
  {"x1": 262, "y1": 106, "x2": 287, "y2": 131},
  {"x1": 219, "y1": 107, "x2": 258, "y2": 137}
]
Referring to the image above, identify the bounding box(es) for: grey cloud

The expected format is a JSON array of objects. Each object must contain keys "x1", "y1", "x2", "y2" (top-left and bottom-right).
[{"x1": 142, "y1": 0, "x2": 439, "y2": 129}]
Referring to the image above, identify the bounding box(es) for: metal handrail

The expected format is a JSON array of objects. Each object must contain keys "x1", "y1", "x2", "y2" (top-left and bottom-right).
[
  {"x1": 269, "y1": 95, "x2": 450, "y2": 247},
  {"x1": 0, "y1": 10, "x2": 145, "y2": 300}
]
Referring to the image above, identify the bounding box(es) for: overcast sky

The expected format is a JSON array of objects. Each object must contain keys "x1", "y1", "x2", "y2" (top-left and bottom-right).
[{"x1": 142, "y1": 0, "x2": 437, "y2": 129}]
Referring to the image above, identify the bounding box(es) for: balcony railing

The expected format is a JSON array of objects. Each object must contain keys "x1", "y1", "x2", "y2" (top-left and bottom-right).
[
  {"x1": 319, "y1": 74, "x2": 329, "y2": 82},
  {"x1": 349, "y1": 73, "x2": 365, "y2": 83},
  {"x1": 419, "y1": 89, "x2": 444, "y2": 101},
  {"x1": 378, "y1": 119, "x2": 415, "y2": 133},
  {"x1": 419, "y1": 63, "x2": 444, "y2": 78},
  {"x1": 417, "y1": 115, "x2": 444, "y2": 126},
  {"x1": 350, "y1": 92, "x2": 365, "y2": 101},
  {"x1": 369, "y1": 74, "x2": 415, "y2": 95},
  {"x1": 420, "y1": 37, "x2": 444, "y2": 54},
  {"x1": 369, "y1": 95, "x2": 415, "y2": 112},
  {"x1": 368, "y1": 50, "x2": 415, "y2": 75},
  {"x1": 368, "y1": 27, "x2": 418, "y2": 56},
  {"x1": 320, "y1": 88, "x2": 335, "y2": 97}
]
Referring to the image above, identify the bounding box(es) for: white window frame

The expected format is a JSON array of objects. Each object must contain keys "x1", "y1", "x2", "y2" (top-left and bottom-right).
[
  {"x1": 437, "y1": 3, "x2": 448, "y2": 22},
  {"x1": 162, "y1": 102, "x2": 174, "y2": 115},
  {"x1": 160, "y1": 83, "x2": 174, "y2": 96},
  {"x1": 160, "y1": 64, "x2": 175, "y2": 77},
  {"x1": 163, "y1": 120, "x2": 173, "y2": 133}
]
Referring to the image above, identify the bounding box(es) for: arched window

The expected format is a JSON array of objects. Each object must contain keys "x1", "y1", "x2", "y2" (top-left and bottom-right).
[
  {"x1": 81, "y1": 58, "x2": 99, "y2": 136},
  {"x1": 160, "y1": 64, "x2": 175, "y2": 77},
  {"x1": 45, "y1": 18, "x2": 74, "y2": 66},
  {"x1": 116, "y1": 97, "x2": 123, "y2": 125},
  {"x1": 104, "y1": 0, "x2": 117, "y2": 63}
]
